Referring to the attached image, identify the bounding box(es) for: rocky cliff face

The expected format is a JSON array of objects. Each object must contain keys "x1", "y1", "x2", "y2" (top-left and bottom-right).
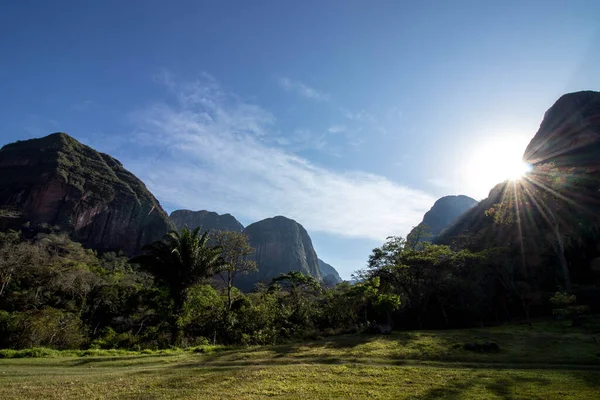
[
  {"x1": 318, "y1": 258, "x2": 342, "y2": 283},
  {"x1": 0, "y1": 132, "x2": 174, "y2": 254},
  {"x1": 170, "y1": 210, "x2": 244, "y2": 233},
  {"x1": 523, "y1": 91, "x2": 600, "y2": 168},
  {"x1": 408, "y1": 195, "x2": 477, "y2": 242},
  {"x1": 239, "y1": 216, "x2": 321, "y2": 290}
]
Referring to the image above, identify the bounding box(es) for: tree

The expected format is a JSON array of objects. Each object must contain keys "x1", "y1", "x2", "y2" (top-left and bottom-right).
[
  {"x1": 367, "y1": 236, "x2": 407, "y2": 271},
  {"x1": 406, "y1": 224, "x2": 432, "y2": 250},
  {"x1": 271, "y1": 271, "x2": 321, "y2": 298},
  {"x1": 349, "y1": 276, "x2": 401, "y2": 326},
  {"x1": 270, "y1": 271, "x2": 321, "y2": 328},
  {"x1": 0, "y1": 231, "x2": 41, "y2": 298},
  {"x1": 130, "y1": 226, "x2": 223, "y2": 344},
  {"x1": 211, "y1": 231, "x2": 257, "y2": 310},
  {"x1": 180, "y1": 284, "x2": 226, "y2": 345},
  {"x1": 366, "y1": 236, "x2": 488, "y2": 328}
]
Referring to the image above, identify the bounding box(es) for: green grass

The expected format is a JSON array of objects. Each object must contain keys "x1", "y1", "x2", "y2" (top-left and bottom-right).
[
  {"x1": 1, "y1": 322, "x2": 599, "y2": 399},
  {"x1": 0, "y1": 346, "x2": 225, "y2": 359}
]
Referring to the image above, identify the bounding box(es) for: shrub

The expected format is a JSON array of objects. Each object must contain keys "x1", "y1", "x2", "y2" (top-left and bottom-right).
[
  {"x1": 90, "y1": 327, "x2": 139, "y2": 349},
  {"x1": 0, "y1": 347, "x2": 58, "y2": 358},
  {"x1": 5, "y1": 308, "x2": 87, "y2": 349}
]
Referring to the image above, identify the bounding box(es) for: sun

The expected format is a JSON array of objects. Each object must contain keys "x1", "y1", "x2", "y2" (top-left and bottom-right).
[
  {"x1": 460, "y1": 135, "x2": 532, "y2": 198},
  {"x1": 505, "y1": 160, "x2": 532, "y2": 181}
]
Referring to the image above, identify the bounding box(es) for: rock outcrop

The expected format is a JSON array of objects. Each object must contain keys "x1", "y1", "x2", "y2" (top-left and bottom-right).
[
  {"x1": 318, "y1": 258, "x2": 342, "y2": 283},
  {"x1": 407, "y1": 195, "x2": 477, "y2": 243},
  {"x1": 0, "y1": 132, "x2": 174, "y2": 254},
  {"x1": 239, "y1": 216, "x2": 321, "y2": 290},
  {"x1": 523, "y1": 91, "x2": 600, "y2": 168},
  {"x1": 170, "y1": 209, "x2": 244, "y2": 233}
]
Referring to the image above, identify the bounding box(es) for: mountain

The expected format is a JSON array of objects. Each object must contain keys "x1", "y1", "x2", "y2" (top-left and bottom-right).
[
  {"x1": 239, "y1": 216, "x2": 321, "y2": 290},
  {"x1": 407, "y1": 195, "x2": 477, "y2": 243},
  {"x1": 170, "y1": 209, "x2": 244, "y2": 233},
  {"x1": 523, "y1": 91, "x2": 600, "y2": 168},
  {"x1": 318, "y1": 258, "x2": 342, "y2": 283},
  {"x1": 435, "y1": 184, "x2": 507, "y2": 246},
  {"x1": 438, "y1": 90, "x2": 600, "y2": 246},
  {"x1": 0, "y1": 132, "x2": 174, "y2": 254}
]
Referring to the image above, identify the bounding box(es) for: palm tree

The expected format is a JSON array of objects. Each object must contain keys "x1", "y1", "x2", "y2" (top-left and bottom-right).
[{"x1": 130, "y1": 226, "x2": 223, "y2": 345}]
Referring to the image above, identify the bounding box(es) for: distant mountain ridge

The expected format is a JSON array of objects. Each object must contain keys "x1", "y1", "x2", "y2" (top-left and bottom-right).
[
  {"x1": 318, "y1": 259, "x2": 342, "y2": 283},
  {"x1": 170, "y1": 208, "x2": 343, "y2": 289},
  {"x1": 170, "y1": 209, "x2": 244, "y2": 233},
  {"x1": 407, "y1": 195, "x2": 477, "y2": 243}
]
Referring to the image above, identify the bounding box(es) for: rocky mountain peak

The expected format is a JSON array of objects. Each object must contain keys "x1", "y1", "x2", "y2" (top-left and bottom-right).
[
  {"x1": 524, "y1": 91, "x2": 600, "y2": 167},
  {"x1": 408, "y1": 195, "x2": 477, "y2": 242},
  {"x1": 170, "y1": 209, "x2": 244, "y2": 233},
  {"x1": 238, "y1": 215, "x2": 321, "y2": 290},
  {"x1": 0, "y1": 132, "x2": 174, "y2": 254}
]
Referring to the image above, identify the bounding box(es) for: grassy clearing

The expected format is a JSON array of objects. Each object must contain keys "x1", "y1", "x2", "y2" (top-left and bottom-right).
[
  {"x1": 0, "y1": 322, "x2": 599, "y2": 399},
  {"x1": 0, "y1": 345, "x2": 224, "y2": 359}
]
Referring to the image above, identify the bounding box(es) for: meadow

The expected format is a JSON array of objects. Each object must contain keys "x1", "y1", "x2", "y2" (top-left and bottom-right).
[{"x1": 0, "y1": 322, "x2": 599, "y2": 399}]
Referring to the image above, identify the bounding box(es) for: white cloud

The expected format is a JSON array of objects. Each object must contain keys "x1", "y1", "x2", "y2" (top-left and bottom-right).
[
  {"x1": 327, "y1": 125, "x2": 346, "y2": 134},
  {"x1": 278, "y1": 77, "x2": 330, "y2": 102},
  {"x1": 123, "y1": 76, "x2": 435, "y2": 241},
  {"x1": 349, "y1": 138, "x2": 365, "y2": 148}
]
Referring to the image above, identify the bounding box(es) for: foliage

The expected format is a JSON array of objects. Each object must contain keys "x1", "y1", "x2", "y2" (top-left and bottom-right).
[
  {"x1": 549, "y1": 292, "x2": 590, "y2": 324},
  {"x1": 130, "y1": 226, "x2": 224, "y2": 344},
  {"x1": 211, "y1": 230, "x2": 257, "y2": 310},
  {"x1": 406, "y1": 223, "x2": 432, "y2": 250},
  {"x1": 1, "y1": 220, "x2": 599, "y2": 351}
]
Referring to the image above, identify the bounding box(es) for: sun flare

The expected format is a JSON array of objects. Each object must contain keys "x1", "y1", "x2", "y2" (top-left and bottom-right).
[
  {"x1": 506, "y1": 160, "x2": 533, "y2": 181},
  {"x1": 461, "y1": 135, "x2": 533, "y2": 198}
]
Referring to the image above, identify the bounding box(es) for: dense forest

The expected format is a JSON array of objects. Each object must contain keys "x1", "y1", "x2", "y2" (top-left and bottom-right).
[{"x1": 1, "y1": 187, "x2": 598, "y2": 350}]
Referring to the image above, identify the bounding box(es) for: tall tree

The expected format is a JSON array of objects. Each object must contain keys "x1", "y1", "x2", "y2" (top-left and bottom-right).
[
  {"x1": 130, "y1": 226, "x2": 223, "y2": 344},
  {"x1": 270, "y1": 271, "x2": 321, "y2": 326},
  {"x1": 212, "y1": 230, "x2": 257, "y2": 310}
]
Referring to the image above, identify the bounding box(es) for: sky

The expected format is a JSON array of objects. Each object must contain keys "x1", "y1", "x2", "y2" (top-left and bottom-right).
[{"x1": 1, "y1": 1, "x2": 599, "y2": 279}]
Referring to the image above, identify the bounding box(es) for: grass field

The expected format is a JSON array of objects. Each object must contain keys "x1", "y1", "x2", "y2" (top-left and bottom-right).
[{"x1": 1, "y1": 323, "x2": 599, "y2": 399}]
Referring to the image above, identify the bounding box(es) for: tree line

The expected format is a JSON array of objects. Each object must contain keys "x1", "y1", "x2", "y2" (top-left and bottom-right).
[{"x1": 0, "y1": 204, "x2": 598, "y2": 350}]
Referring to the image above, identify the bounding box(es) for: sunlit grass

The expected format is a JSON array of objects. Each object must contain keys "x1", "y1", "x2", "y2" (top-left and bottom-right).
[{"x1": 0, "y1": 322, "x2": 599, "y2": 399}]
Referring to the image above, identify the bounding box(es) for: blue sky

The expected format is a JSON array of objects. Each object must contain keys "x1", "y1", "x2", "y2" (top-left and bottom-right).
[{"x1": 1, "y1": 1, "x2": 599, "y2": 278}]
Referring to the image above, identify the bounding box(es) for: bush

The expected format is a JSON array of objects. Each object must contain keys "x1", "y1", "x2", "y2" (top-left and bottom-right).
[
  {"x1": 90, "y1": 327, "x2": 139, "y2": 349},
  {"x1": 0, "y1": 347, "x2": 58, "y2": 358},
  {"x1": 549, "y1": 292, "x2": 590, "y2": 326},
  {"x1": 4, "y1": 308, "x2": 87, "y2": 349}
]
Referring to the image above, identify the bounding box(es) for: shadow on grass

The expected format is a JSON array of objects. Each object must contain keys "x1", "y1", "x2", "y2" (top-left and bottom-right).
[
  {"x1": 68, "y1": 354, "x2": 177, "y2": 366},
  {"x1": 567, "y1": 369, "x2": 600, "y2": 391},
  {"x1": 150, "y1": 328, "x2": 600, "y2": 371},
  {"x1": 417, "y1": 373, "x2": 551, "y2": 400},
  {"x1": 181, "y1": 334, "x2": 382, "y2": 362},
  {"x1": 269, "y1": 333, "x2": 384, "y2": 353}
]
